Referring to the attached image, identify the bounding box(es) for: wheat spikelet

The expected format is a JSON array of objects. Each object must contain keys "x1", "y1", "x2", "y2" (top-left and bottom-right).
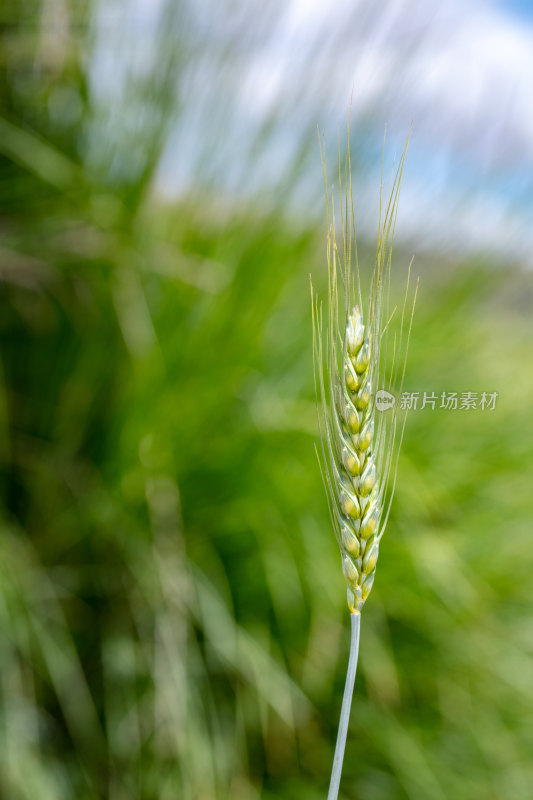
[{"x1": 312, "y1": 131, "x2": 416, "y2": 615}]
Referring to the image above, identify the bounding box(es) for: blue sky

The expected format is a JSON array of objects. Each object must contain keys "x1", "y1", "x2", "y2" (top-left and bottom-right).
[
  {"x1": 91, "y1": 0, "x2": 533, "y2": 263},
  {"x1": 500, "y1": 0, "x2": 533, "y2": 22}
]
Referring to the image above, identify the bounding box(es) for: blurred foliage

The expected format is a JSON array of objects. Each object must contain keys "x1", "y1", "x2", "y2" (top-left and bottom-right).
[{"x1": 2, "y1": 2, "x2": 533, "y2": 800}]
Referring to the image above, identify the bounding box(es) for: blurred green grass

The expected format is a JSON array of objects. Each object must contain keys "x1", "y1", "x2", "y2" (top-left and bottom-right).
[{"x1": 2, "y1": 3, "x2": 533, "y2": 799}]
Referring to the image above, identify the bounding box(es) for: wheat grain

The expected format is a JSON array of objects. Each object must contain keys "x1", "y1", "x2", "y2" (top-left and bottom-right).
[{"x1": 313, "y1": 133, "x2": 415, "y2": 616}]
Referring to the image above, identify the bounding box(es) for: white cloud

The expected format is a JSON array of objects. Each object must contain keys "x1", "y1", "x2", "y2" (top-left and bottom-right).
[{"x1": 150, "y1": 0, "x2": 533, "y2": 259}]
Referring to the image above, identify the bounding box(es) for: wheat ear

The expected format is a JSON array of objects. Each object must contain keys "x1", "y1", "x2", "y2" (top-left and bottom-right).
[{"x1": 312, "y1": 129, "x2": 416, "y2": 800}]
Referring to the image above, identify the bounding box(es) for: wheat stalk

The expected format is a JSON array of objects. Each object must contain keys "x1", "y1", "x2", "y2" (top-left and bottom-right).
[{"x1": 312, "y1": 129, "x2": 416, "y2": 800}]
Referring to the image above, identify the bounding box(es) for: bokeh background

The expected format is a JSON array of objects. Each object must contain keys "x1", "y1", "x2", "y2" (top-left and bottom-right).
[{"x1": 1, "y1": 1, "x2": 533, "y2": 798}]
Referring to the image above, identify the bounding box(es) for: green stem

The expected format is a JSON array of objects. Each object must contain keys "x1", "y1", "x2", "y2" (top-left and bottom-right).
[{"x1": 327, "y1": 611, "x2": 361, "y2": 800}]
